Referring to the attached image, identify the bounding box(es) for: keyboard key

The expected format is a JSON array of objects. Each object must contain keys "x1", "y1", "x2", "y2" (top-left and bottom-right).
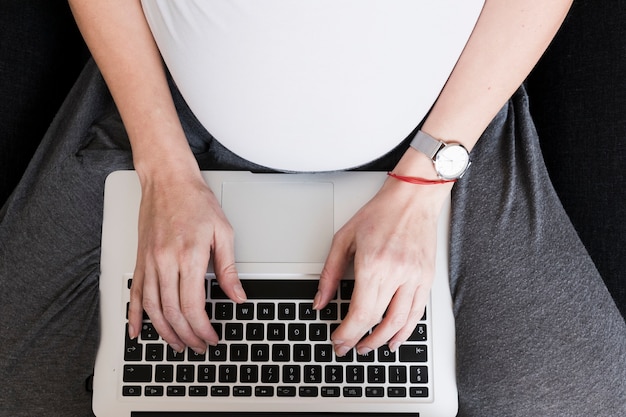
[
  {"x1": 408, "y1": 324, "x2": 427, "y2": 341},
  {"x1": 324, "y1": 366, "x2": 343, "y2": 384},
  {"x1": 210, "y1": 279, "x2": 318, "y2": 300},
  {"x1": 212, "y1": 322, "x2": 223, "y2": 339},
  {"x1": 378, "y1": 345, "x2": 396, "y2": 362},
  {"x1": 176, "y1": 365, "x2": 194, "y2": 383},
  {"x1": 277, "y1": 386, "x2": 297, "y2": 397},
  {"x1": 340, "y1": 280, "x2": 355, "y2": 299},
  {"x1": 356, "y1": 349, "x2": 375, "y2": 362},
  {"x1": 335, "y1": 347, "x2": 354, "y2": 363},
  {"x1": 230, "y1": 344, "x2": 249, "y2": 362},
  {"x1": 246, "y1": 323, "x2": 264, "y2": 340},
  {"x1": 272, "y1": 344, "x2": 291, "y2": 362},
  {"x1": 410, "y1": 387, "x2": 429, "y2": 398},
  {"x1": 314, "y1": 344, "x2": 333, "y2": 362},
  {"x1": 225, "y1": 323, "x2": 244, "y2": 340},
  {"x1": 399, "y1": 345, "x2": 428, "y2": 362},
  {"x1": 123, "y1": 365, "x2": 152, "y2": 383},
  {"x1": 309, "y1": 324, "x2": 328, "y2": 341},
  {"x1": 211, "y1": 386, "x2": 230, "y2": 397},
  {"x1": 155, "y1": 365, "x2": 174, "y2": 383},
  {"x1": 141, "y1": 323, "x2": 160, "y2": 340},
  {"x1": 267, "y1": 323, "x2": 285, "y2": 341},
  {"x1": 319, "y1": 303, "x2": 338, "y2": 320},
  {"x1": 167, "y1": 386, "x2": 185, "y2": 397},
  {"x1": 189, "y1": 386, "x2": 208, "y2": 397},
  {"x1": 321, "y1": 386, "x2": 341, "y2": 397},
  {"x1": 124, "y1": 327, "x2": 143, "y2": 361},
  {"x1": 288, "y1": 323, "x2": 306, "y2": 341},
  {"x1": 299, "y1": 386, "x2": 319, "y2": 397},
  {"x1": 388, "y1": 387, "x2": 407, "y2": 398},
  {"x1": 299, "y1": 303, "x2": 316, "y2": 320},
  {"x1": 219, "y1": 365, "x2": 237, "y2": 383},
  {"x1": 410, "y1": 366, "x2": 429, "y2": 384},
  {"x1": 187, "y1": 348, "x2": 206, "y2": 362},
  {"x1": 146, "y1": 344, "x2": 164, "y2": 361},
  {"x1": 365, "y1": 386, "x2": 385, "y2": 397},
  {"x1": 208, "y1": 344, "x2": 227, "y2": 361},
  {"x1": 278, "y1": 303, "x2": 296, "y2": 320},
  {"x1": 145, "y1": 386, "x2": 164, "y2": 397},
  {"x1": 293, "y1": 344, "x2": 311, "y2": 362},
  {"x1": 236, "y1": 303, "x2": 254, "y2": 320},
  {"x1": 304, "y1": 365, "x2": 322, "y2": 383},
  {"x1": 261, "y1": 365, "x2": 280, "y2": 383},
  {"x1": 388, "y1": 366, "x2": 407, "y2": 384},
  {"x1": 257, "y1": 303, "x2": 275, "y2": 320},
  {"x1": 215, "y1": 303, "x2": 233, "y2": 320},
  {"x1": 233, "y1": 386, "x2": 252, "y2": 397},
  {"x1": 122, "y1": 386, "x2": 141, "y2": 396},
  {"x1": 367, "y1": 366, "x2": 385, "y2": 383},
  {"x1": 240, "y1": 365, "x2": 259, "y2": 383},
  {"x1": 166, "y1": 346, "x2": 185, "y2": 361},
  {"x1": 282, "y1": 365, "x2": 300, "y2": 383},
  {"x1": 255, "y1": 386, "x2": 274, "y2": 397},
  {"x1": 343, "y1": 387, "x2": 362, "y2": 397},
  {"x1": 251, "y1": 344, "x2": 270, "y2": 361},
  {"x1": 340, "y1": 303, "x2": 350, "y2": 319},
  {"x1": 197, "y1": 365, "x2": 216, "y2": 383},
  {"x1": 346, "y1": 366, "x2": 365, "y2": 383}
]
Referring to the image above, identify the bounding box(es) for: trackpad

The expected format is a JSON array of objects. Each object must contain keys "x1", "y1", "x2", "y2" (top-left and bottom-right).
[{"x1": 221, "y1": 181, "x2": 334, "y2": 263}]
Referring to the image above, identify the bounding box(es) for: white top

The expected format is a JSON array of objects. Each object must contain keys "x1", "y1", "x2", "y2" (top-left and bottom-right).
[{"x1": 141, "y1": 0, "x2": 484, "y2": 172}]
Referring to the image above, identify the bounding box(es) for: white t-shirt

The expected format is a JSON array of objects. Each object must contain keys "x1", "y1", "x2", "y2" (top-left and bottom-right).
[{"x1": 141, "y1": 0, "x2": 484, "y2": 171}]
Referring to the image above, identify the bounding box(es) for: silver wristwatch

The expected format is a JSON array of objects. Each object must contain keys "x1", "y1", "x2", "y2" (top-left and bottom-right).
[{"x1": 409, "y1": 130, "x2": 471, "y2": 180}]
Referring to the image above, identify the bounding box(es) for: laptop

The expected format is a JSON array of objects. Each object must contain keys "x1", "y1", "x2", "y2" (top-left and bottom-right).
[{"x1": 93, "y1": 170, "x2": 457, "y2": 417}]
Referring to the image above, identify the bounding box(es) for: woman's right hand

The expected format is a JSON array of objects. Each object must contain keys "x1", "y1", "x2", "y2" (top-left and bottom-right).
[{"x1": 127, "y1": 168, "x2": 247, "y2": 353}]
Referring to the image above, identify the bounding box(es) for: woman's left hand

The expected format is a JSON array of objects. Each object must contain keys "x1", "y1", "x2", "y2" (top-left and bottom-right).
[{"x1": 314, "y1": 175, "x2": 452, "y2": 356}]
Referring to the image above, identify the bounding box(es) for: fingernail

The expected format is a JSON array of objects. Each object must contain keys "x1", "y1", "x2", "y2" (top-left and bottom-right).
[
  {"x1": 128, "y1": 323, "x2": 136, "y2": 339},
  {"x1": 234, "y1": 284, "x2": 247, "y2": 301},
  {"x1": 312, "y1": 291, "x2": 321, "y2": 310},
  {"x1": 357, "y1": 346, "x2": 372, "y2": 356},
  {"x1": 171, "y1": 343, "x2": 185, "y2": 353},
  {"x1": 193, "y1": 346, "x2": 207, "y2": 355},
  {"x1": 335, "y1": 345, "x2": 351, "y2": 357},
  {"x1": 388, "y1": 341, "x2": 400, "y2": 352}
]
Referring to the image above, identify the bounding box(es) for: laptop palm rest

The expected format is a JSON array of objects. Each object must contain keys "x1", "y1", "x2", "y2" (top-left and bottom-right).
[{"x1": 221, "y1": 181, "x2": 334, "y2": 264}]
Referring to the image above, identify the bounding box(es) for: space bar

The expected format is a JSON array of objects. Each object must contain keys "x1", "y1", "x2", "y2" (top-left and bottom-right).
[
  {"x1": 210, "y1": 279, "x2": 321, "y2": 300},
  {"x1": 132, "y1": 413, "x2": 418, "y2": 417}
]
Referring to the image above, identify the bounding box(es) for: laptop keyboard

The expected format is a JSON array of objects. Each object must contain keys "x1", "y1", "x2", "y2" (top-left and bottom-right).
[{"x1": 122, "y1": 274, "x2": 431, "y2": 401}]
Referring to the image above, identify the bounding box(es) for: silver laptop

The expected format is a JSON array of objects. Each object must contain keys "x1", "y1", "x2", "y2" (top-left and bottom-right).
[{"x1": 94, "y1": 170, "x2": 457, "y2": 416}]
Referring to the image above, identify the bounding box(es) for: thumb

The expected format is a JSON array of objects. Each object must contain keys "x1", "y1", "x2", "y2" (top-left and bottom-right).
[
  {"x1": 212, "y1": 231, "x2": 246, "y2": 303},
  {"x1": 316, "y1": 230, "x2": 352, "y2": 309}
]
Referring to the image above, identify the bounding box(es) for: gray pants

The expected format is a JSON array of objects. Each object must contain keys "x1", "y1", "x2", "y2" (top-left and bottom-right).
[{"x1": 1, "y1": 60, "x2": 624, "y2": 416}]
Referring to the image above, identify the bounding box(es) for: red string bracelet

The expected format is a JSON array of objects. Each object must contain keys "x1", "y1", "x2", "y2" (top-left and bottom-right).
[{"x1": 387, "y1": 172, "x2": 457, "y2": 185}]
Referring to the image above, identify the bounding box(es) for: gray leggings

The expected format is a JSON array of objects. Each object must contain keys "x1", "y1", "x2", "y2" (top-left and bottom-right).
[{"x1": 1, "y1": 60, "x2": 624, "y2": 416}]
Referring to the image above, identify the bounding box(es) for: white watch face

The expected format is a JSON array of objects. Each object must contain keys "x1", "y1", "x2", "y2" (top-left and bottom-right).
[{"x1": 434, "y1": 144, "x2": 470, "y2": 180}]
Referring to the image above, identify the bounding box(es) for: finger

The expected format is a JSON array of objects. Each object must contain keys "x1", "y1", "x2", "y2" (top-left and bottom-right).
[
  {"x1": 387, "y1": 284, "x2": 431, "y2": 351},
  {"x1": 212, "y1": 224, "x2": 246, "y2": 303},
  {"x1": 356, "y1": 284, "x2": 416, "y2": 353},
  {"x1": 128, "y1": 268, "x2": 145, "y2": 340},
  {"x1": 140, "y1": 264, "x2": 186, "y2": 352},
  {"x1": 316, "y1": 231, "x2": 352, "y2": 310},
  {"x1": 156, "y1": 260, "x2": 207, "y2": 353},
  {"x1": 179, "y1": 252, "x2": 219, "y2": 346},
  {"x1": 331, "y1": 266, "x2": 393, "y2": 356}
]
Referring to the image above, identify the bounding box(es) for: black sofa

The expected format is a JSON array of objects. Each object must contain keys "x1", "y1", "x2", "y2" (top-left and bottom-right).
[{"x1": 1, "y1": 1, "x2": 624, "y2": 318}]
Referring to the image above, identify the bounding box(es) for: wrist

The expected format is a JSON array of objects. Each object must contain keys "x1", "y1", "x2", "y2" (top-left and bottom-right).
[{"x1": 133, "y1": 143, "x2": 202, "y2": 188}]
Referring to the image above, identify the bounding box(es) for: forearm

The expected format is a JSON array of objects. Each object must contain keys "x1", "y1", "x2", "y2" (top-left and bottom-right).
[
  {"x1": 68, "y1": 0, "x2": 199, "y2": 183},
  {"x1": 394, "y1": 0, "x2": 573, "y2": 178}
]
